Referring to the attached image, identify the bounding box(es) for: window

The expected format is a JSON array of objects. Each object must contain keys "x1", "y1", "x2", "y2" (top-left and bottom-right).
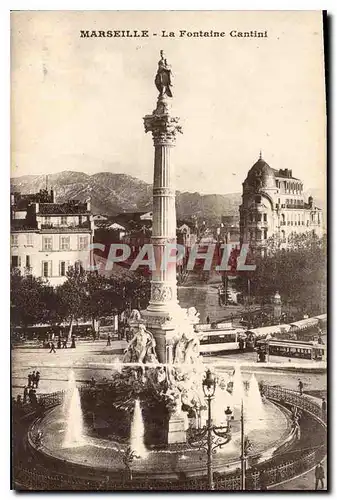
[
  {"x1": 26, "y1": 233, "x2": 33, "y2": 246},
  {"x1": 257, "y1": 213, "x2": 262, "y2": 222},
  {"x1": 25, "y1": 255, "x2": 31, "y2": 268},
  {"x1": 79, "y1": 236, "x2": 89, "y2": 250},
  {"x1": 43, "y1": 236, "x2": 52, "y2": 251},
  {"x1": 263, "y1": 214, "x2": 267, "y2": 222},
  {"x1": 44, "y1": 216, "x2": 51, "y2": 224},
  {"x1": 11, "y1": 234, "x2": 18, "y2": 246},
  {"x1": 60, "y1": 216, "x2": 67, "y2": 225},
  {"x1": 42, "y1": 261, "x2": 52, "y2": 277},
  {"x1": 264, "y1": 229, "x2": 268, "y2": 240},
  {"x1": 11, "y1": 255, "x2": 20, "y2": 268},
  {"x1": 59, "y1": 261, "x2": 68, "y2": 277},
  {"x1": 60, "y1": 236, "x2": 70, "y2": 251},
  {"x1": 255, "y1": 195, "x2": 261, "y2": 204}
]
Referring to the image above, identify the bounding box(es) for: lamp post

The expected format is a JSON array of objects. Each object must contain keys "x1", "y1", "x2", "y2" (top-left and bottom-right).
[
  {"x1": 240, "y1": 400, "x2": 246, "y2": 490},
  {"x1": 240, "y1": 400, "x2": 252, "y2": 491},
  {"x1": 188, "y1": 369, "x2": 232, "y2": 491},
  {"x1": 203, "y1": 369, "x2": 216, "y2": 490}
]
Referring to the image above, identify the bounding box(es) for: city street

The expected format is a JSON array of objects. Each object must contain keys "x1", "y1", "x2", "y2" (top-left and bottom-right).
[{"x1": 12, "y1": 339, "x2": 327, "y2": 399}]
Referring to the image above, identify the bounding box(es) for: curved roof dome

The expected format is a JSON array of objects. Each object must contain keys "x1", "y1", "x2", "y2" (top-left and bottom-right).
[{"x1": 245, "y1": 156, "x2": 276, "y2": 189}]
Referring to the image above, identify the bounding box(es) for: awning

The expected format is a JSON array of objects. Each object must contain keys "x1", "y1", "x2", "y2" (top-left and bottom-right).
[
  {"x1": 246, "y1": 324, "x2": 291, "y2": 338},
  {"x1": 290, "y1": 318, "x2": 319, "y2": 331}
]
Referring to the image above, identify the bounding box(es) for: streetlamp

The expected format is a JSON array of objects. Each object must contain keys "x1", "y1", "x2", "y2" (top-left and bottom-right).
[
  {"x1": 188, "y1": 369, "x2": 232, "y2": 491},
  {"x1": 225, "y1": 406, "x2": 233, "y2": 431},
  {"x1": 203, "y1": 369, "x2": 216, "y2": 490},
  {"x1": 240, "y1": 400, "x2": 252, "y2": 491}
]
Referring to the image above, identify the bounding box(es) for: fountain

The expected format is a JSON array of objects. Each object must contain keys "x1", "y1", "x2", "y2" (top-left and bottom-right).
[
  {"x1": 63, "y1": 370, "x2": 85, "y2": 448},
  {"x1": 230, "y1": 365, "x2": 245, "y2": 412},
  {"x1": 245, "y1": 374, "x2": 267, "y2": 433},
  {"x1": 213, "y1": 385, "x2": 232, "y2": 426},
  {"x1": 130, "y1": 400, "x2": 147, "y2": 458},
  {"x1": 27, "y1": 53, "x2": 296, "y2": 485}
]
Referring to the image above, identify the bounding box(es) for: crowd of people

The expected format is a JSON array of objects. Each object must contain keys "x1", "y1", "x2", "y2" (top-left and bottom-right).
[
  {"x1": 48, "y1": 334, "x2": 77, "y2": 353},
  {"x1": 13, "y1": 371, "x2": 42, "y2": 408}
]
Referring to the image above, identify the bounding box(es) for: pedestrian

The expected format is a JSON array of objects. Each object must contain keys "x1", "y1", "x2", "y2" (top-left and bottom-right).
[
  {"x1": 23, "y1": 385, "x2": 29, "y2": 404},
  {"x1": 31, "y1": 371, "x2": 36, "y2": 388},
  {"x1": 107, "y1": 334, "x2": 111, "y2": 347},
  {"x1": 315, "y1": 462, "x2": 325, "y2": 490},
  {"x1": 71, "y1": 334, "x2": 76, "y2": 349},
  {"x1": 49, "y1": 341, "x2": 56, "y2": 354},
  {"x1": 35, "y1": 371, "x2": 40, "y2": 388},
  {"x1": 259, "y1": 469, "x2": 268, "y2": 491},
  {"x1": 28, "y1": 387, "x2": 35, "y2": 403},
  {"x1": 31, "y1": 389, "x2": 38, "y2": 406},
  {"x1": 62, "y1": 337, "x2": 68, "y2": 349},
  {"x1": 298, "y1": 379, "x2": 303, "y2": 396},
  {"x1": 27, "y1": 372, "x2": 32, "y2": 388},
  {"x1": 206, "y1": 315, "x2": 210, "y2": 324},
  {"x1": 321, "y1": 397, "x2": 327, "y2": 420},
  {"x1": 57, "y1": 336, "x2": 62, "y2": 349}
]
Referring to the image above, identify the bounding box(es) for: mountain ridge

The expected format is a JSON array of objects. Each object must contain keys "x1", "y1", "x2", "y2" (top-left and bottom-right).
[{"x1": 11, "y1": 170, "x2": 325, "y2": 222}]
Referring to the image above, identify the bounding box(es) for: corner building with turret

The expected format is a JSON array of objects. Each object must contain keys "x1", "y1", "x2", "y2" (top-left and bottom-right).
[{"x1": 239, "y1": 155, "x2": 323, "y2": 256}]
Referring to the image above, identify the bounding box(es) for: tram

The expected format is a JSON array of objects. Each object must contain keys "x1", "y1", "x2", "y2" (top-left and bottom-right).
[
  {"x1": 255, "y1": 338, "x2": 326, "y2": 361},
  {"x1": 197, "y1": 328, "x2": 246, "y2": 354}
]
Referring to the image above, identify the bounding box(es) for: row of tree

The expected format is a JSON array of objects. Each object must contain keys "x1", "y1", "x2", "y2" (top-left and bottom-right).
[
  {"x1": 235, "y1": 232, "x2": 327, "y2": 316},
  {"x1": 11, "y1": 266, "x2": 150, "y2": 338}
]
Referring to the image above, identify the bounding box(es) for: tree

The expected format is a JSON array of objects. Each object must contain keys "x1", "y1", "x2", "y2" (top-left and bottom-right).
[
  {"x1": 56, "y1": 265, "x2": 88, "y2": 340},
  {"x1": 85, "y1": 271, "x2": 125, "y2": 333},
  {"x1": 235, "y1": 232, "x2": 326, "y2": 316},
  {"x1": 11, "y1": 269, "x2": 48, "y2": 331}
]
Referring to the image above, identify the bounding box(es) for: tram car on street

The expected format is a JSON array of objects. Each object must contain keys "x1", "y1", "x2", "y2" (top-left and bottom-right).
[
  {"x1": 255, "y1": 338, "x2": 326, "y2": 361},
  {"x1": 197, "y1": 327, "x2": 246, "y2": 354}
]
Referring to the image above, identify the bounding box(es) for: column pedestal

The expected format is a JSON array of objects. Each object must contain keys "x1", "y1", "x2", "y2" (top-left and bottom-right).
[{"x1": 167, "y1": 413, "x2": 187, "y2": 444}]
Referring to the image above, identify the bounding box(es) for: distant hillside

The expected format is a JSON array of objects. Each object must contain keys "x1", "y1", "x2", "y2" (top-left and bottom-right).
[
  {"x1": 10, "y1": 171, "x2": 325, "y2": 224},
  {"x1": 11, "y1": 171, "x2": 241, "y2": 220}
]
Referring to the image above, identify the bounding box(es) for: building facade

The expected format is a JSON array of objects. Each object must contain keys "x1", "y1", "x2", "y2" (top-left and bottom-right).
[
  {"x1": 239, "y1": 154, "x2": 323, "y2": 255},
  {"x1": 11, "y1": 189, "x2": 94, "y2": 286}
]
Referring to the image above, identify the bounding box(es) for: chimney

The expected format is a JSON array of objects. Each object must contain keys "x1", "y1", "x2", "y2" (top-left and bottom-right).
[
  {"x1": 86, "y1": 198, "x2": 91, "y2": 212},
  {"x1": 50, "y1": 189, "x2": 54, "y2": 202},
  {"x1": 289, "y1": 170, "x2": 292, "y2": 177}
]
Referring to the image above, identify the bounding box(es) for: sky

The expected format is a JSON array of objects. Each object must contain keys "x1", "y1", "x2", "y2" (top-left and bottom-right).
[{"x1": 11, "y1": 11, "x2": 326, "y2": 195}]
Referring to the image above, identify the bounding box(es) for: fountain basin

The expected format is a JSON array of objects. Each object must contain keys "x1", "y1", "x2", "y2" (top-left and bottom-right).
[{"x1": 28, "y1": 400, "x2": 295, "y2": 480}]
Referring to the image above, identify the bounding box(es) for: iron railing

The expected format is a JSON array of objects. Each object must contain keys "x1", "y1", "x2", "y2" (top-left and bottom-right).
[{"x1": 13, "y1": 384, "x2": 327, "y2": 490}]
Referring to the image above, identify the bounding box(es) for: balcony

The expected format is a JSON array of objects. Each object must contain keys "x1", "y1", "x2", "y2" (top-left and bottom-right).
[{"x1": 40, "y1": 221, "x2": 91, "y2": 232}]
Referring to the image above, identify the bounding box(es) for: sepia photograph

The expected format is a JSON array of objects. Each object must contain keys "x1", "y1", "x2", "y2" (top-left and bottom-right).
[{"x1": 10, "y1": 10, "x2": 327, "y2": 491}]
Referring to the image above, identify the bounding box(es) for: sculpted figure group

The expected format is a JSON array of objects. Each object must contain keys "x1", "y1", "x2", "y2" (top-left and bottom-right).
[{"x1": 123, "y1": 323, "x2": 159, "y2": 364}]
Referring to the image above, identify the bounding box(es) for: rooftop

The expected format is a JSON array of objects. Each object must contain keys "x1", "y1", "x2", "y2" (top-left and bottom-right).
[{"x1": 38, "y1": 202, "x2": 90, "y2": 215}]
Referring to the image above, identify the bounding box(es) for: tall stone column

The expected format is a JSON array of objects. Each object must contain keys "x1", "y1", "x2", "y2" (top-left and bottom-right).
[{"x1": 142, "y1": 53, "x2": 182, "y2": 363}]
